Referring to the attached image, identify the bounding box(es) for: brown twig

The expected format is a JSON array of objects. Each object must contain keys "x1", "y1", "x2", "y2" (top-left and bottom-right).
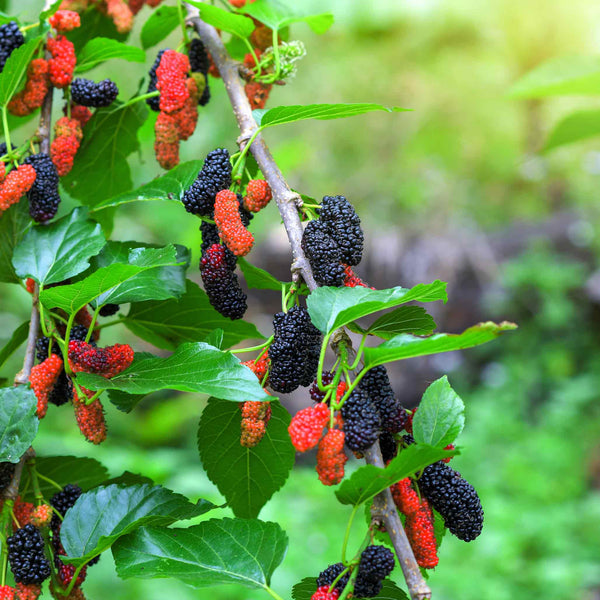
[{"x1": 186, "y1": 5, "x2": 430, "y2": 599}]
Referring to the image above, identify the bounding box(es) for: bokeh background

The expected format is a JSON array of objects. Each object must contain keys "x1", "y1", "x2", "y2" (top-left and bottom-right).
[{"x1": 1, "y1": 0, "x2": 600, "y2": 599}]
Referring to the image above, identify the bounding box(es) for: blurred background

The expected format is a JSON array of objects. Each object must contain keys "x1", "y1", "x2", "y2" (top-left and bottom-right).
[{"x1": 1, "y1": 0, "x2": 600, "y2": 598}]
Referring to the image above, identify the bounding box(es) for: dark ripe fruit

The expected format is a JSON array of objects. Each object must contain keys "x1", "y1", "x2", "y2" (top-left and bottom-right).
[
  {"x1": 146, "y1": 49, "x2": 166, "y2": 112},
  {"x1": 70, "y1": 78, "x2": 119, "y2": 107},
  {"x1": 23, "y1": 153, "x2": 60, "y2": 222},
  {"x1": 359, "y1": 365, "x2": 407, "y2": 433},
  {"x1": 340, "y1": 388, "x2": 381, "y2": 451},
  {"x1": 319, "y1": 195, "x2": 364, "y2": 266},
  {"x1": 7, "y1": 525, "x2": 51, "y2": 584},
  {"x1": 301, "y1": 219, "x2": 345, "y2": 287},
  {"x1": 0, "y1": 21, "x2": 24, "y2": 73}
]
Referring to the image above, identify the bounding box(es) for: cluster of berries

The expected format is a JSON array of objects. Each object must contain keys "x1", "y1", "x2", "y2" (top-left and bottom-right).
[
  {"x1": 391, "y1": 478, "x2": 438, "y2": 568},
  {"x1": 302, "y1": 195, "x2": 368, "y2": 288},
  {"x1": 147, "y1": 40, "x2": 209, "y2": 169},
  {"x1": 240, "y1": 354, "x2": 271, "y2": 446},
  {"x1": 312, "y1": 545, "x2": 395, "y2": 599},
  {"x1": 0, "y1": 21, "x2": 24, "y2": 73}
]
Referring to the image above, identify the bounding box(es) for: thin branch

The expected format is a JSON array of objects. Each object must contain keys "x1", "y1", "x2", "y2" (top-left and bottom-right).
[
  {"x1": 185, "y1": 6, "x2": 430, "y2": 599},
  {"x1": 3, "y1": 449, "x2": 35, "y2": 502}
]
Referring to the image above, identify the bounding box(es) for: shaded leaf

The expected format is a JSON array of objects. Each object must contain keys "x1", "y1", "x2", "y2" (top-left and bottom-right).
[
  {"x1": 113, "y1": 518, "x2": 287, "y2": 589},
  {"x1": 0, "y1": 36, "x2": 42, "y2": 105},
  {"x1": 39, "y1": 0, "x2": 62, "y2": 21},
  {"x1": 124, "y1": 279, "x2": 263, "y2": 350},
  {"x1": 91, "y1": 160, "x2": 202, "y2": 212},
  {"x1": 544, "y1": 108, "x2": 600, "y2": 150},
  {"x1": 61, "y1": 483, "x2": 214, "y2": 566},
  {"x1": 335, "y1": 445, "x2": 455, "y2": 506},
  {"x1": 0, "y1": 321, "x2": 29, "y2": 369},
  {"x1": 61, "y1": 102, "x2": 147, "y2": 206},
  {"x1": 238, "y1": 257, "x2": 289, "y2": 291},
  {"x1": 348, "y1": 306, "x2": 437, "y2": 339},
  {"x1": 0, "y1": 199, "x2": 30, "y2": 284},
  {"x1": 509, "y1": 56, "x2": 600, "y2": 98},
  {"x1": 362, "y1": 322, "x2": 517, "y2": 368},
  {"x1": 188, "y1": 1, "x2": 255, "y2": 38},
  {"x1": 307, "y1": 281, "x2": 447, "y2": 335},
  {"x1": 412, "y1": 376, "x2": 465, "y2": 448},
  {"x1": 12, "y1": 208, "x2": 105, "y2": 285},
  {"x1": 242, "y1": 1, "x2": 333, "y2": 34},
  {"x1": 67, "y1": 10, "x2": 128, "y2": 53},
  {"x1": 0, "y1": 387, "x2": 38, "y2": 463},
  {"x1": 198, "y1": 398, "x2": 294, "y2": 518},
  {"x1": 106, "y1": 389, "x2": 149, "y2": 413},
  {"x1": 77, "y1": 342, "x2": 271, "y2": 402},
  {"x1": 75, "y1": 37, "x2": 145, "y2": 72},
  {"x1": 140, "y1": 5, "x2": 180, "y2": 49}
]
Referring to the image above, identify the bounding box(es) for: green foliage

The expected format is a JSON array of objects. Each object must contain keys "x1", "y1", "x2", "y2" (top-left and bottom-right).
[
  {"x1": 113, "y1": 518, "x2": 288, "y2": 589},
  {"x1": 545, "y1": 108, "x2": 600, "y2": 150},
  {"x1": 293, "y1": 579, "x2": 409, "y2": 600},
  {"x1": 242, "y1": 0, "x2": 334, "y2": 35},
  {"x1": 140, "y1": 6, "x2": 180, "y2": 49},
  {"x1": 0, "y1": 36, "x2": 42, "y2": 105},
  {"x1": 238, "y1": 257, "x2": 291, "y2": 291},
  {"x1": 0, "y1": 321, "x2": 28, "y2": 369},
  {"x1": 61, "y1": 483, "x2": 214, "y2": 566},
  {"x1": 187, "y1": 2, "x2": 255, "y2": 38},
  {"x1": 0, "y1": 386, "x2": 38, "y2": 463},
  {"x1": 198, "y1": 398, "x2": 294, "y2": 518},
  {"x1": 347, "y1": 306, "x2": 437, "y2": 338},
  {"x1": 0, "y1": 199, "x2": 30, "y2": 284},
  {"x1": 75, "y1": 37, "x2": 145, "y2": 73}
]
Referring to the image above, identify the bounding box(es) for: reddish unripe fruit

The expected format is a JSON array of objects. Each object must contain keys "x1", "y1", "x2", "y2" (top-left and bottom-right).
[
  {"x1": 311, "y1": 586, "x2": 340, "y2": 600},
  {"x1": 30, "y1": 505, "x2": 52, "y2": 528},
  {"x1": 390, "y1": 477, "x2": 421, "y2": 517},
  {"x1": 47, "y1": 35, "x2": 76, "y2": 88},
  {"x1": 288, "y1": 403, "x2": 330, "y2": 452},
  {"x1": 145, "y1": 0, "x2": 163, "y2": 6},
  {"x1": 73, "y1": 388, "x2": 107, "y2": 444},
  {"x1": 0, "y1": 162, "x2": 5, "y2": 183},
  {"x1": 25, "y1": 279, "x2": 35, "y2": 294},
  {"x1": 8, "y1": 59, "x2": 50, "y2": 116},
  {"x1": 171, "y1": 77, "x2": 199, "y2": 141},
  {"x1": 128, "y1": 0, "x2": 145, "y2": 14},
  {"x1": 0, "y1": 586, "x2": 15, "y2": 600},
  {"x1": 242, "y1": 353, "x2": 269, "y2": 383},
  {"x1": 57, "y1": 562, "x2": 87, "y2": 587},
  {"x1": 156, "y1": 50, "x2": 191, "y2": 113},
  {"x1": 69, "y1": 104, "x2": 92, "y2": 128},
  {"x1": 68, "y1": 341, "x2": 134, "y2": 378},
  {"x1": 240, "y1": 399, "x2": 271, "y2": 447},
  {"x1": 58, "y1": 0, "x2": 88, "y2": 9},
  {"x1": 74, "y1": 306, "x2": 99, "y2": 341},
  {"x1": 243, "y1": 50, "x2": 261, "y2": 69},
  {"x1": 154, "y1": 112, "x2": 180, "y2": 169},
  {"x1": 243, "y1": 179, "x2": 272, "y2": 213},
  {"x1": 443, "y1": 444, "x2": 455, "y2": 463},
  {"x1": 316, "y1": 429, "x2": 347, "y2": 486},
  {"x1": 250, "y1": 25, "x2": 275, "y2": 52},
  {"x1": 404, "y1": 407, "x2": 417, "y2": 434},
  {"x1": 244, "y1": 81, "x2": 271, "y2": 110},
  {"x1": 29, "y1": 354, "x2": 63, "y2": 418},
  {"x1": 0, "y1": 165, "x2": 37, "y2": 215},
  {"x1": 214, "y1": 189, "x2": 255, "y2": 256},
  {"x1": 154, "y1": 141, "x2": 179, "y2": 170},
  {"x1": 15, "y1": 584, "x2": 41, "y2": 600},
  {"x1": 207, "y1": 52, "x2": 220, "y2": 78},
  {"x1": 51, "y1": 117, "x2": 82, "y2": 176},
  {"x1": 405, "y1": 499, "x2": 438, "y2": 569},
  {"x1": 13, "y1": 497, "x2": 34, "y2": 529},
  {"x1": 49, "y1": 10, "x2": 81, "y2": 32},
  {"x1": 342, "y1": 265, "x2": 371, "y2": 288},
  {"x1": 105, "y1": 0, "x2": 134, "y2": 33}
]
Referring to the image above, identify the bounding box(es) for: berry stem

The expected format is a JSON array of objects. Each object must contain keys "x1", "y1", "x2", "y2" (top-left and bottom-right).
[
  {"x1": 95, "y1": 317, "x2": 126, "y2": 330},
  {"x1": 341, "y1": 504, "x2": 359, "y2": 564},
  {"x1": 337, "y1": 566, "x2": 358, "y2": 600},
  {"x1": 1, "y1": 106, "x2": 13, "y2": 162},
  {"x1": 19, "y1": 22, "x2": 40, "y2": 32},
  {"x1": 262, "y1": 586, "x2": 285, "y2": 600},
  {"x1": 347, "y1": 334, "x2": 367, "y2": 371},
  {"x1": 242, "y1": 38, "x2": 261, "y2": 77},
  {"x1": 231, "y1": 125, "x2": 264, "y2": 180},
  {"x1": 108, "y1": 91, "x2": 159, "y2": 114},
  {"x1": 231, "y1": 336, "x2": 273, "y2": 354},
  {"x1": 85, "y1": 389, "x2": 104, "y2": 405},
  {"x1": 26, "y1": 458, "x2": 44, "y2": 502},
  {"x1": 85, "y1": 305, "x2": 100, "y2": 344},
  {"x1": 34, "y1": 472, "x2": 63, "y2": 492},
  {"x1": 176, "y1": 0, "x2": 190, "y2": 46},
  {"x1": 270, "y1": 28, "x2": 281, "y2": 80},
  {"x1": 317, "y1": 331, "x2": 333, "y2": 389},
  {"x1": 61, "y1": 313, "x2": 76, "y2": 375}
]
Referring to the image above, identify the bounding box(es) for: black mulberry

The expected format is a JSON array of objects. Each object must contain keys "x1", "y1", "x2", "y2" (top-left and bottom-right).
[
  {"x1": 357, "y1": 545, "x2": 395, "y2": 580},
  {"x1": 340, "y1": 388, "x2": 380, "y2": 451},
  {"x1": 316, "y1": 562, "x2": 348, "y2": 591},
  {"x1": 48, "y1": 369, "x2": 72, "y2": 406},
  {"x1": 319, "y1": 195, "x2": 364, "y2": 266},
  {"x1": 182, "y1": 148, "x2": 232, "y2": 217},
  {"x1": 50, "y1": 483, "x2": 82, "y2": 529},
  {"x1": 146, "y1": 49, "x2": 166, "y2": 112},
  {"x1": 7, "y1": 524, "x2": 51, "y2": 584},
  {"x1": 23, "y1": 153, "x2": 60, "y2": 223},
  {"x1": 417, "y1": 460, "x2": 484, "y2": 542},
  {"x1": 359, "y1": 365, "x2": 407, "y2": 433},
  {"x1": 309, "y1": 371, "x2": 334, "y2": 402},
  {"x1": 379, "y1": 431, "x2": 398, "y2": 462},
  {"x1": 99, "y1": 303, "x2": 119, "y2": 317},
  {"x1": 0, "y1": 461, "x2": 15, "y2": 492},
  {"x1": 71, "y1": 77, "x2": 118, "y2": 107},
  {"x1": 0, "y1": 21, "x2": 24, "y2": 73},
  {"x1": 301, "y1": 219, "x2": 345, "y2": 287},
  {"x1": 200, "y1": 243, "x2": 247, "y2": 319},
  {"x1": 189, "y1": 38, "x2": 211, "y2": 106}
]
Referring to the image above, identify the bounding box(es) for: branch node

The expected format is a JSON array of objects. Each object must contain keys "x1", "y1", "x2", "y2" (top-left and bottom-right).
[{"x1": 236, "y1": 130, "x2": 253, "y2": 151}]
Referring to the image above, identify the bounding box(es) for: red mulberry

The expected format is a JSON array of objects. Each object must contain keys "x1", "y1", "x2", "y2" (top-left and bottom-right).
[
  {"x1": 391, "y1": 477, "x2": 421, "y2": 518},
  {"x1": 0, "y1": 165, "x2": 36, "y2": 215},
  {"x1": 15, "y1": 584, "x2": 41, "y2": 600},
  {"x1": 288, "y1": 403, "x2": 329, "y2": 452},
  {"x1": 243, "y1": 179, "x2": 272, "y2": 213},
  {"x1": 29, "y1": 354, "x2": 63, "y2": 418},
  {"x1": 404, "y1": 496, "x2": 438, "y2": 569},
  {"x1": 214, "y1": 189, "x2": 255, "y2": 256},
  {"x1": 0, "y1": 586, "x2": 15, "y2": 600},
  {"x1": 316, "y1": 429, "x2": 346, "y2": 485},
  {"x1": 311, "y1": 587, "x2": 339, "y2": 600},
  {"x1": 154, "y1": 111, "x2": 180, "y2": 170},
  {"x1": 240, "y1": 400, "x2": 271, "y2": 447},
  {"x1": 241, "y1": 353, "x2": 269, "y2": 383},
  {"x1": 69, "y1": 104, "x2": 92, "y2": 128},
  {"x1": 8, "y1": 59, "x2": 50, "y2": 116},
  {"x1": 68, "y1": 341, "x2": 134, "y2": 378},
  {"x1": 47, "y1": 35, "x2": 76, "y2": 88},
  {"x1": 30, "y1": 505, "x2": 52, "y2": 528},
  {"x1": 51, "y1": 117, "x2": 82, "y2": 176},
  {"x1": 343, "y1": 264, "x2": 370, "y2": 288},
  {"x1": 49, "y1": 10, "x2": 81, "y2": 32},
  {"x1": 105, "y1": 0, "x2": 134, "y2": 33},
  {"x1": 156, "y1": 50, "x2": 191, "y2": 113},
  {"x1": 244, "y1": 81, "x2": 271, "y2": 109},
  {"x1": 73, "y1": 388, "x2": 107, "y2": 444}
]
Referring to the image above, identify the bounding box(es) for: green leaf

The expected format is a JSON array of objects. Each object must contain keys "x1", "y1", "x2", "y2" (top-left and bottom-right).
[
  {"x1": 91, "y1": 160, "x2": 202, "y2": 212},
  {"x1": 61, "y1": 483, "x2": 214, "y2": 567},
  {"x1": 67, "y1": 10, "x2": 128, "y2": 53},
  {"x1": 509, "y1": 56, "x2": 600, "y2": 98},
  {"x1": 0, "y1": 387, "x2": 38, "y2": 463},
  {"x1": 544, "y1": 108, "x2": 600, "y2": 150},
  {"x1": 0, "y1": 199, "x2": 30, "y2": 284},
  {"x1": 348, "y1": 305, "x2": 437, "y2": 339},
  {"x1": 75, "y1": 37, "x2": 145, "y2": 73},
  {"x1": 258, "y1": 103, "x2": 408, "y2": 128},
  {"x1": 237, "y1": 257, "x2": 290, "y2": 291},
  {"x1": 198, "y1": 398, "x2": 294, "y2": 518},
  {"x1": 307, "y1": 281, "x2": 447, "y2": 335},
  {"x1": 412, "y1": 376, "x2": 465, "y2": 448},
  {"x1": 61, "y1": 102, "x2": 147, "y2": 206},
  {"x1": 242, "y1": 0, "x2": 333, "y2": 34},
  {"x1": 19, "y1": 456, "x2": 109, "y2": 503},
  {"x1": 0, "y1": 321, "x2": 29, "y2": 369},
  {"x1": 203, "y1": 328, "x2": 224, "y2": 349},
  {"x1": 12, "y1": 208, "x2": 105, "y2": 285},
  {"x1": 433, "y1": 508, "x2": 447, "y2": 549},
  {"x1": 140, "y1": 5, "x2": 180, "y2": 49},
  {"x1": 39, "y1": 0, "x2": 62, "y2": 21},
  {"x1": 101, "y1": 471, "x2": 154, "y2": 487},
  {"x1": 124, "y1": 280, "x2": 264, "y2": 351},
  {"x1": 90, "y1": 242, "x2": 190, "y2": 306},
  {"x1": 106, "y1": 389, "x2": 149, "y2": 413},
  {"x1": 39, "y1": 245, "x2": 182, "y2": 313},
  {"x1": 292, "y1": 578, "x2": 409, "y2": 600},
  {"x1": 335, "y1": 444, "x2": 456, "y2": 506},
  {"x1": 113, "y1": 518, "x2": 287, "y2": 589},
  {"x1": 0, "y1": 36, "x2": 42, "y2": 105},
  {"x1": 188, "y1": 2, "x2": 255, "y2": 38},
  {"x1": 362, "y1": 321, "x2": 517, "y2": 368},
  {"x1": 76, "y1": 342, "x2": 271, "y2": 402}
]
